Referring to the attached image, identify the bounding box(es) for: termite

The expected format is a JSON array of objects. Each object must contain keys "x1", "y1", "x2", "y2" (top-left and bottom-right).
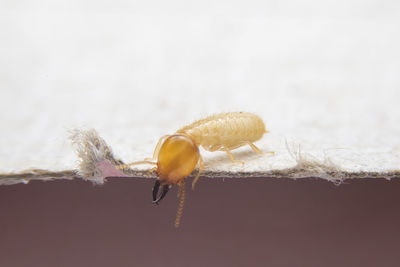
[{"x1": 117, "y1": 112, "x2": 271, "y2": 227}]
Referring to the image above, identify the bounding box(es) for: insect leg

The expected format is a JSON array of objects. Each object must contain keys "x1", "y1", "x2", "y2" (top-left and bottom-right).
[
  {"x1": 247, "y1": 142, "x2": 275, "y2": 156},
  {"x1": 116, "y1": 160, "x2": 157, "y2": 170},
  {"x1": 225, "y1": 150, "x2": 245, "y2": 165},
  {"x1": 144, "y1": 134, "x2": 170, "y2": 161},
  {"x1": 247, "y1": 142, "x2": 263, "y2": 154},
  {"x1": 191, "y1": 155, "x2": 204, "y2": 190}
]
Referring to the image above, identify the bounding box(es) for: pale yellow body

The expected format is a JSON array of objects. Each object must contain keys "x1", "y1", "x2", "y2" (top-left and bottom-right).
[
  {"x1": 177, "y1": 112, "x2": 266, "y2": 153},
  {"x1": 119, "y1": 112, "x2": 269, "y2": 172},
  {"x1": 117, "y1": 112, "x2": 270, "y2": 228}
]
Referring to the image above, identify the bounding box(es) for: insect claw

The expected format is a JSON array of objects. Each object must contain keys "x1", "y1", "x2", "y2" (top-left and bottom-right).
[
  {"x1": 152, "y1": 180, "x2": 160, "y2": 203},
  {"x1": 152, "y1": 180, "x2": 170, "y2": 205}
]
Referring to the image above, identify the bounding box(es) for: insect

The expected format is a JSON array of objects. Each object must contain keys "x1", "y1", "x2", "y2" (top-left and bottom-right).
[{"x1": 118, "y1": 112, "x2": 271, "y2": 227}]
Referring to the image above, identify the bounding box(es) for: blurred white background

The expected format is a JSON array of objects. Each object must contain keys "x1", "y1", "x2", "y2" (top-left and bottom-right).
[{"x1": 0, "y1": 0, "x2": 399, "y2": 172}]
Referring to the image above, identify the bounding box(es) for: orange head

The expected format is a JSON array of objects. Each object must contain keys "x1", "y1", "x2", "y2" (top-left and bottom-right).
[
  {"x1": 157, "y1": 134, "x2": 200, "y2": 184},
  {"x1": 152, "y1": 134, "x2": 200, "y2": 204}
]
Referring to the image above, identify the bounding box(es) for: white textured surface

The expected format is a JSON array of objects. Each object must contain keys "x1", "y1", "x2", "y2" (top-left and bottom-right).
[{"x1": 1, "y1": 0, "x2": 399, "y2": 175}]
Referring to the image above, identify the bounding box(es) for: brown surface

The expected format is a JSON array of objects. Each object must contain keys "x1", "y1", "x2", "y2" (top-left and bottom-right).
[{"x1": 0, "y1": 177, "x2": 399, "y2": 267}]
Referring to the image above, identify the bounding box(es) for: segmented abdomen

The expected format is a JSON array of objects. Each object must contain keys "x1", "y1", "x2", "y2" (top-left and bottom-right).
[{"x1": 176, "y1": 112, "x2": 266, "y2": 152}]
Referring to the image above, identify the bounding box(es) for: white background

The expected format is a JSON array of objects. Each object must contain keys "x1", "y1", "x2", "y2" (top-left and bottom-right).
[{"x1": 1, "y1": 0, "x2": 399, "y2": 173}]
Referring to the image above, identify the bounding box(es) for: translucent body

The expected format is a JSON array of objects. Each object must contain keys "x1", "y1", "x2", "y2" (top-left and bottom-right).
[
  {"x1": 157, "y1": 135, "x2": 200, "y2": 185},
  {"x1": 117, "y1": 112, "x2": 270, "y2": 227},
  {"x1": 119, "y1": 112, "x2": 268, "y2": 185},
  {"x1": 177, "y1": 112, "x2": 266, "y2": 152}
]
